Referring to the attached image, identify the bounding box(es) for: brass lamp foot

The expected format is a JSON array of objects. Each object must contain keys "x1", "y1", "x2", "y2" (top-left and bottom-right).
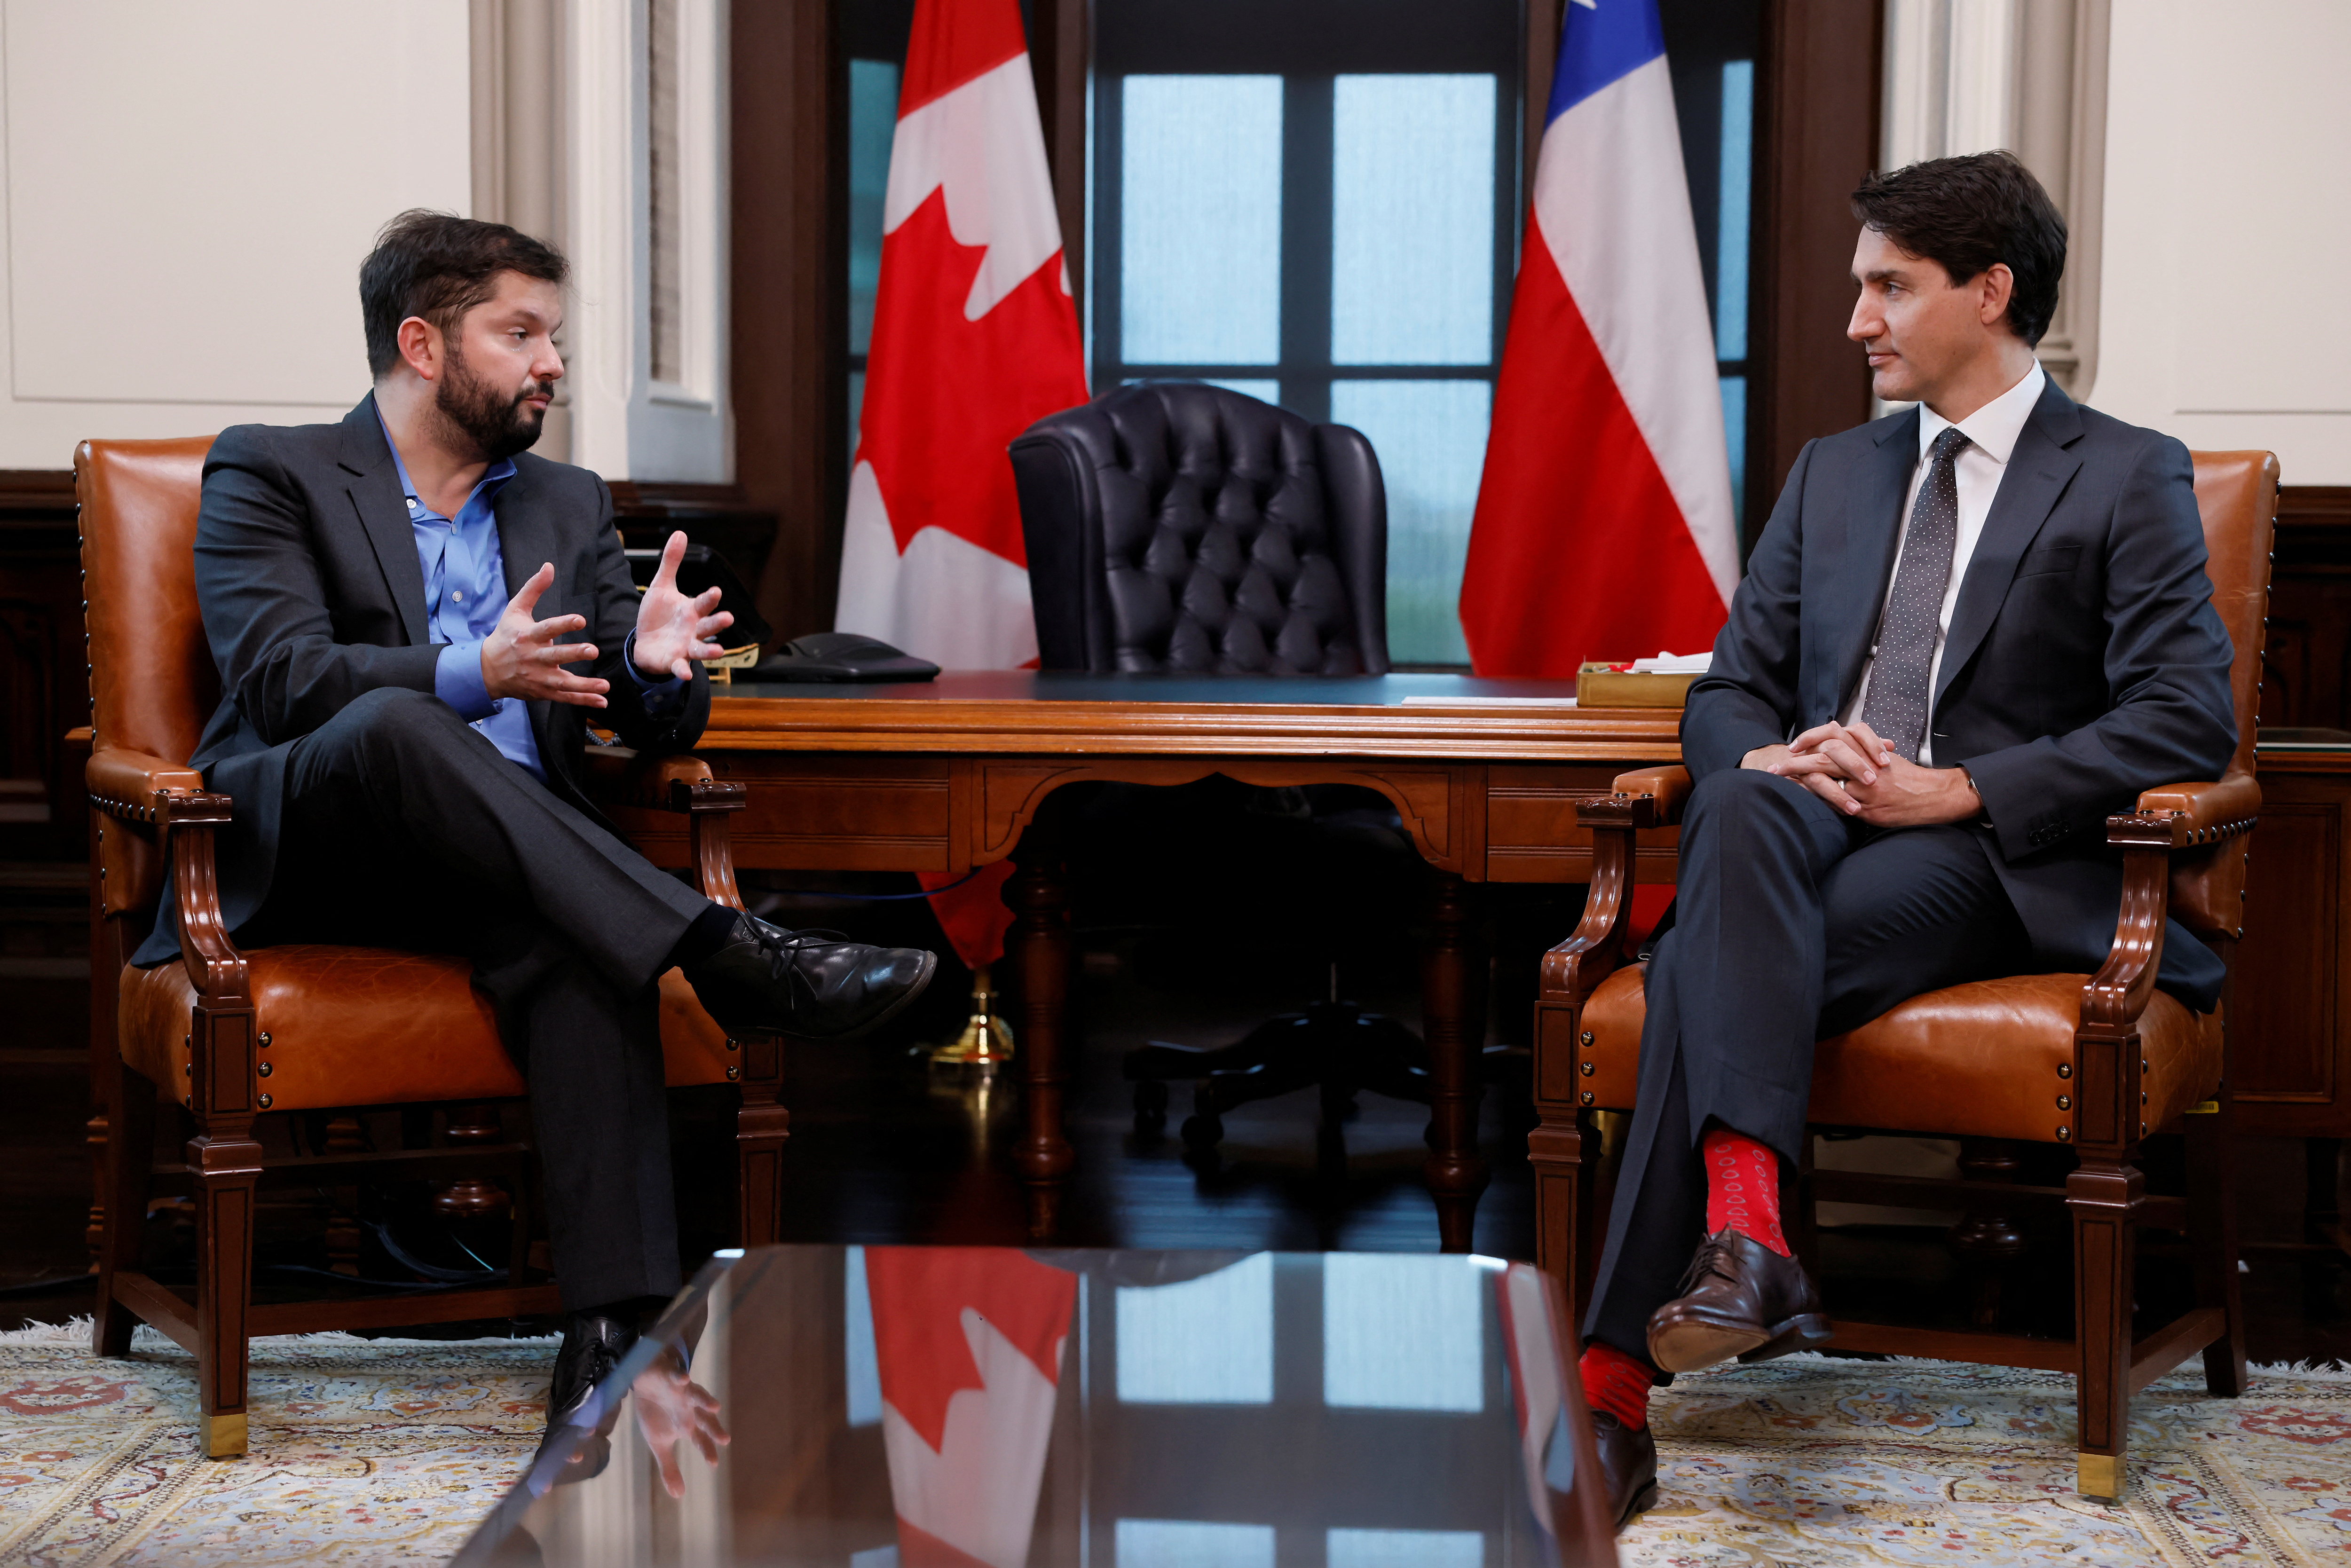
[{"x1": 930, "y1": 965, "x2": 1014, "y2": 1064}]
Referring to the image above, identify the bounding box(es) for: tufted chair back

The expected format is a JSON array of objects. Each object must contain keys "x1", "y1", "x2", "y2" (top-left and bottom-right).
[{"x1": 1010, "y1": 382, "x2": 1390, "y2": 675}]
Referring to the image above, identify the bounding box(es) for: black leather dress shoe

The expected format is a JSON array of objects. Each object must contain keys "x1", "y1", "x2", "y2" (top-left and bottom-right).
[
  {"x1": 1645, "y1": 1228, "x2": 1831, "y2": 1375},
  {"x1": 685, "y1": 913, "x2": 937, "y2": 1040},
  {"x1": 1591, "y1": 1409, "x2": 1659, "y2": 1529},
  {"x1": 540, "y1": 1311, "x2": 639, "y2": 1471}
]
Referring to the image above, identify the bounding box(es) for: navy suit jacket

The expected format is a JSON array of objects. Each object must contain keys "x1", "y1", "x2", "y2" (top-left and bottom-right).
[
  {"x1": 134, "y1": 395, "x2": 711, "y2": 966},
  {"x1": 1683, "y1": 377, "x2": 2236, "y2": 1008}
]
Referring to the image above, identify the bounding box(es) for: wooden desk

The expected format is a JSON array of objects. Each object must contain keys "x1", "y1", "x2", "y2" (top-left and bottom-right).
[{"x1": 638, "y1": 672, "x2": 1681, "y2": 1246}]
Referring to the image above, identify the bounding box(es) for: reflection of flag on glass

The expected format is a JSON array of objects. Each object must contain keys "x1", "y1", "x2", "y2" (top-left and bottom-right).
[
  {"x1": 835, "y1": 0, "x2": 1089, "y2": 971},
  {"x1": 1459, "y1": 0, "x2": 1735, "y2": 676},
  {"x1": 864, "y1": 1247, "x2": 1079, "y2": 1568}
]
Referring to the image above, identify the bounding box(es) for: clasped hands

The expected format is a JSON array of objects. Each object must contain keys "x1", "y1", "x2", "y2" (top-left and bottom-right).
[
  {"x1": 1742, "y1": 719, "x2": 1982, "y2": 828},
  {"x1": 481, "y1": 530, "x2": 735, "y2": 707}
]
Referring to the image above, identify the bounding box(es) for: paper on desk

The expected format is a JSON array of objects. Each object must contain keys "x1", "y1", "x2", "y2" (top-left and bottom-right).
[{"x1": 1629, "y1": 651, "x2": 1713, "y2": 674}]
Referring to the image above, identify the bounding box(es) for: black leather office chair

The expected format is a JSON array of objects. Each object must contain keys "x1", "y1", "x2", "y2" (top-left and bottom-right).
[{"x1": 1010, "y1": 381, "x2": 1424, "y2": 1157}]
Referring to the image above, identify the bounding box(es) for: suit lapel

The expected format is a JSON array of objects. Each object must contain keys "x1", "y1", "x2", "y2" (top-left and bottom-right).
[
  {"x1": 1932, "y1": 380, "x2": 2085, "y2": 708},
  {"x1": 1830, "y1": 409, "x2": 1923, "y2": 714},
  {"x1": 336, "y1": 395, "x2": 428, "y2": 646}
]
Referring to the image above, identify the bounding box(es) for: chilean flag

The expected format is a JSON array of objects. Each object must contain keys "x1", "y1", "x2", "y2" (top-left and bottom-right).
[
  {"x1": 1458, "y1": 0, "x2": 1736, "y2": 677},
  {"x1": 833, "y1": 0, "x2": 1089, "y2": 968}
]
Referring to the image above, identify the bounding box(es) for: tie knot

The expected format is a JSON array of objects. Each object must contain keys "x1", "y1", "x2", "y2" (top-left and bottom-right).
[{"x1": 1931, "y1": 426, "x2": 1971, "y2": 463}]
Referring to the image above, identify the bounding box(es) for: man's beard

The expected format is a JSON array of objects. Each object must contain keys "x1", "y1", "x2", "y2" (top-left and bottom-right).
[{"x1": 434, "y1": 346, "x2": 550, "y2": 463}]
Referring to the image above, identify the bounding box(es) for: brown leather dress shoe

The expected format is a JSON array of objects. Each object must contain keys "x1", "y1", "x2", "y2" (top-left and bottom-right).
[
  {"x1": 1590, "y1": 1409, "x2": 1659, "y2": 1529},
  {"x1": 1645, "y1": 1228, "x2": 1831, "y2": 1375}
]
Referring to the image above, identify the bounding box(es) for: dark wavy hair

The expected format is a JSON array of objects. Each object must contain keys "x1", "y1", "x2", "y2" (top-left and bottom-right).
[
  {"x1": 1849, "y1": 150, "x2": 2066, "y2": 347},
  {"x1": 359, "y1": 210, "x2": 568, "y2": 378}
]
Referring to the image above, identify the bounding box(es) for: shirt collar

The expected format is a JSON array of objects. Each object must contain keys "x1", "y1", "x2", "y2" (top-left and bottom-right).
[
  {"x1": 1918, "y1": 359, "x2": 2046, "y2": 469},
  {"x1": 374, "y1": 403, "x2": 518, "y2": 519}
]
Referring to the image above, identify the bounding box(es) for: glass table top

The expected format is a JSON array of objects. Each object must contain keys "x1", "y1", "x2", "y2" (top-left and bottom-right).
[{"x1": 455, "y1": 1245, "x2": 1617, "y2": 1568}]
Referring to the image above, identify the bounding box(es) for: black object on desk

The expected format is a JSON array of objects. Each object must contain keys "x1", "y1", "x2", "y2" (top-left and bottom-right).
[
  {"x1": 453, "y1": 1244, "x2": 1618, "y2": 1568},
  {"x1": 749, "y1": 631, "x2": 942, "y2": 683}
]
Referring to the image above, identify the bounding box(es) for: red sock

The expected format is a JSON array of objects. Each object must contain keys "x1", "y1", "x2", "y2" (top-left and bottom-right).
[
  {"x1": 1579, "y1": 1341, "x2": 1654, "y2": 1429},
  {"x1": 1703, "y1": 1126, "x2": 1791, "y2": 1256}
]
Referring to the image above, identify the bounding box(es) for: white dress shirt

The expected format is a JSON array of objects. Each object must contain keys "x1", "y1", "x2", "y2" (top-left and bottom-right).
[{"x1": 1841, "y1": 360, "x2": 2046, "y2": 764}]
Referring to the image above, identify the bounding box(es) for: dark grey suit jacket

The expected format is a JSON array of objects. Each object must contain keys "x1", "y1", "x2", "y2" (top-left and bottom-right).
[
  {"x1": 134, "y1": 394, "x2": 710, "y2": 966},
  {"x1": 1684, "y1": 377, "x2": 2236, "y2": 1008}
]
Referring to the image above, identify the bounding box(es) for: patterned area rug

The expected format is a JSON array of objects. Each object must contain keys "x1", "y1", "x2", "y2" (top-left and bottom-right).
[
  {"x1": 1626, "y1": 1353, "x2": 2351, "y2": 1566},
  {"x1": 1, "y1": 1325, "x2": 2345, "y2": 1564},
  {"x1": 0, "y1": 1323, "x2": 550, "y2": 1566}
]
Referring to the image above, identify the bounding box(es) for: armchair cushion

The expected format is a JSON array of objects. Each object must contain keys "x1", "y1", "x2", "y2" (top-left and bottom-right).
[
  {"x1": 1574, "y1": 962, "x2": 2218, "y2": 1145},
  {"x1": 122, "y1": 946, "x2": 735, "y2": 1110}
]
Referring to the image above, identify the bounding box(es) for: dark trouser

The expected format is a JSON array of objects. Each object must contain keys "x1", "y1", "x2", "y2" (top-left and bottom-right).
[
  {"x1": 1581, "y1": 768, "x2": 2031, "y2": 1359},
  {"x1": 239, "y1": 688, "x2": 712, "y2": 1310}
]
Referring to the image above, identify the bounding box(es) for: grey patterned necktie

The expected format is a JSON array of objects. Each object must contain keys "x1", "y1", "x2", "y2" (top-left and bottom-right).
[{"x1": 1860, "y1": 426, "x2": 1971, "y2": 762}]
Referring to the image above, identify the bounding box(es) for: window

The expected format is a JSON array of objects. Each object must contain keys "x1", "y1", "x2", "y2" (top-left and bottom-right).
[{"x1": 1092, "y1": 0, "x2": 1521, "y2": 666}]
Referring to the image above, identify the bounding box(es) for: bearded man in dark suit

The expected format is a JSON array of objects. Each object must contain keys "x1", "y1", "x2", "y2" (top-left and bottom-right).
[
  {"x1": 1571, "y1": 153, "x2": 2238, "y2": 1524},
  {"x1": 154, "y1": 211, "x2": 938, "y2": 1440}
]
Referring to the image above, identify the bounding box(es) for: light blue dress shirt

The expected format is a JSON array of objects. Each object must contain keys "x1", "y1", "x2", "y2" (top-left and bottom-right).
[{"x1": 379, "y1": 412, "x2": 683, "y2": 781}]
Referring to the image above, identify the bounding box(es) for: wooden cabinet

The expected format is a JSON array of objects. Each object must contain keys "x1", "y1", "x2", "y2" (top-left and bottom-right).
[{"x1": 2235, "y1": 743, "x2": 2351, "y2": 1139}]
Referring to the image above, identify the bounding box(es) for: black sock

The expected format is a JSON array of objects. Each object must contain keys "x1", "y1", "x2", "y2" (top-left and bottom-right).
[{"x1": 667, "y1": 901, "x2": 743, "y2": 972}]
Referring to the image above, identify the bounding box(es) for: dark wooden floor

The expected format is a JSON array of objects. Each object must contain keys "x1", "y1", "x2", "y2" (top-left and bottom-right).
[{"x1": 5, "y1": 846, "x2": 2347, "y2": 1370}]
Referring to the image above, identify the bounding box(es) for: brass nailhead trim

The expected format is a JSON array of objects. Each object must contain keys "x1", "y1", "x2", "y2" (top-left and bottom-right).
[
  {"x1": 257, "y1": 1092, "x2": 273, "y2": 1109},
  {"x1": 183, "y1": 1063, "x2": 191, "y2": 1078},
  {"x1": 1580, "y1": 1090, "x2": 1594, "y2": 1105},
  {"x1": 1580, "y1": 1032, "x2": 1594, "y2": 1047},
  {"x1": 258, "y1": 1033, "x2": 271, "y2": 1048},
  {"x1": 184, "y1": 1095, "x2": 193, "y2": 1111},
  {"x1": 726, "y1": 1065, "x2": 741, "y2": 1081},
  {"x1": 2057, "y1": 1063, "x2": 2072, "y2": 1079},
  {"x1": 1578, "y1": 1061, "x2": 1594, "y2": 1076},
  {"x1": 2141, "y1": 1091, "x2": 2149, "y2": 1105},
  {"x1": 726, "y1": 1039, "x2": 739, "y2": 1052},
  {"x1": 2057, "y1": 1094, "x2": 2071, "y2": 1110},
  {"x1": 257, "y1": 1062, "x2": 272, "y2": 1077},
  {"x1": 2142, "y1": 1059, "x2": 2150, "y2": 1075},
  {"x1": 2057, "y1": 1125, "x2": 2072, "y2": 1141}
]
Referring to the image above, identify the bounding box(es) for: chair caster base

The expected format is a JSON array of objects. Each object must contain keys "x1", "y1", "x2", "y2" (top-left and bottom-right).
[{"x1": 1134, "y1": 1079, "x2": 1169, "y2": 1131}]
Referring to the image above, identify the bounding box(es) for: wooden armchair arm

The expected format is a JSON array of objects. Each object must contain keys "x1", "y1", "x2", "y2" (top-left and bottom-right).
[
  {"x1": 87, "y1": 746, "x2": 205, "y2": 822},
  {"x1": 2089, "y1": 776, "x2": 2262, "y2": 1027},
  {"x1": 580, "y1": 746, "x2": 749, "y2": 912},
  {"x1": 1592, "y1": 764, "x2": 1695, "y2": 828},
  {"x1": 2119, "y1": 773, "x2": 2260, "y2": 847},
  {"x1": 1539, "y1": 766, "x2": 1692, "y2": 1006}
]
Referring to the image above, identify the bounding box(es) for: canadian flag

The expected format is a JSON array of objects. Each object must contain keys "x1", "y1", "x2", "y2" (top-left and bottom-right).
[
  {"x1": 864, "y1": 1247, "x2": 1080, "y2": 1568},
  {"x1": 834, "y1": 0, "x2": 1088, "y2": 969},
  {"x1": 833, "y1": 0, "x2": 1089, "y2": 670}
]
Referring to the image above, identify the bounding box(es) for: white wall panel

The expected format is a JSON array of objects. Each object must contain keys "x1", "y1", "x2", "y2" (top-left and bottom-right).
[
  {"x1": 2093, "y1": 0, "x2": 2351, "y2": 480},
  {"x1": 0, "y1": 0, "x2": 471, "y2": 465}
]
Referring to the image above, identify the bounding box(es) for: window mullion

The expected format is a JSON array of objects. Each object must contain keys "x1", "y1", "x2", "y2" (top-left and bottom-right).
[{"x1": 1278, "y1": 73, "x2": 1333, "y2": 424}]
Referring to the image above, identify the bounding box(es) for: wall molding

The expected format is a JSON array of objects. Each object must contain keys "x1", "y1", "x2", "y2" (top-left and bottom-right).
[{"x1": 1878, "y1": 0, "x2": 2108, "y2": 400}]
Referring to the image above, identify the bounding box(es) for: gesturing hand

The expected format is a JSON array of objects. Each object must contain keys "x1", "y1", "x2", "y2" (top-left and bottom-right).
[
  {"x1": 634, "y1": 530, "x2": 735, "y2": 680},
  {"x1": 481, "y1": 562, "x2": 610, "y2": 708}
]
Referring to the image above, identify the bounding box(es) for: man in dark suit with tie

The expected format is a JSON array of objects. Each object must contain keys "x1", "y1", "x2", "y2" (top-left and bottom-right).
[
  {"x1": 151, "y1": 211, "x2": 939, "y2": 1441},
  {"x1": 1572, "y1": 152, "x2": 2239, "y2": 1522}
]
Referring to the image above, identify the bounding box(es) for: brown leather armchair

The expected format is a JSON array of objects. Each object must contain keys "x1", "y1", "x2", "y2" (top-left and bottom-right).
[
  {"x1": 1531, "y1": 450, "x2": 2278, "y2": 1500},
  {"x1": 76, "y1": 436, "x2": 787, "y2": 1459}
]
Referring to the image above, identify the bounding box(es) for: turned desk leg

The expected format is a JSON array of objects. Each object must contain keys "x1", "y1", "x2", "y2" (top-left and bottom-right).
[
  {"x1": 1423, "y1": 871, "x2": 1489, "y2": 1252},
  {"x1": 1010, "y1": 848, "x2": 1074, "y2": 1241}
]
